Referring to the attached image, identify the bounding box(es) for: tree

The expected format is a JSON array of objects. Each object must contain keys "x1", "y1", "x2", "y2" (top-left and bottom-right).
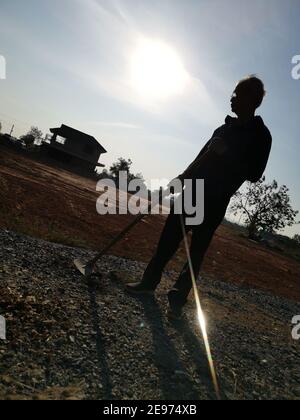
[
  {"x1": 230, "y1": 176, "x2": 299, "y2": 240},
  {"x1": 109, "y1": 158, "x2": 132, "y2": 179},
  {"x1": 20, "y1": 134, "x2": 35, "y2": 148},
  {"x1": 97, "y1": 157, "x2": 147, "y2": 192},
  {"x1": 20, "y1": 126, "x2": 43, "y2": 147},
  {"x1": 28, "y1": 126, "x2": 43, "y2": 140}
]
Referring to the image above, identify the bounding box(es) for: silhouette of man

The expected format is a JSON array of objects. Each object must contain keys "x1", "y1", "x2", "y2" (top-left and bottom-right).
[{"x1": 126, "y1": 75, "x2": 272, "y2": 319}]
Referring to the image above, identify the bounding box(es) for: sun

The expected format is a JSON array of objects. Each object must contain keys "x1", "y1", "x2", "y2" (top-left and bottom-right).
[{"x1": 129, "y1": 38, "x2": 189, "y2": 101}]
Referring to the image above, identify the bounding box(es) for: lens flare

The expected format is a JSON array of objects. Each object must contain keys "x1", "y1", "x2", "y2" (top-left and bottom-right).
[
  {"x1": 197, "y1": 309, "x2": 206, "y2": 333},
  {"x1": 180, "y1": 215, "x2": 221, "y2": 400}
]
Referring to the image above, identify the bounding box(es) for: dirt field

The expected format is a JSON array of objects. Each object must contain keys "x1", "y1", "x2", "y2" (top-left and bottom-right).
[{"x1": 0, "y1": 144, "x2": 300, "y2": 302}]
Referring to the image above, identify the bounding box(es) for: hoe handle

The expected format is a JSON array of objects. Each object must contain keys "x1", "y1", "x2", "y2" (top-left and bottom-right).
[
  {"x1": 90, "y1": 181, "x2": 177, "y2": 265},
  {"x1": 90, "y1": 212, "x2": 147, "y2": 265}
]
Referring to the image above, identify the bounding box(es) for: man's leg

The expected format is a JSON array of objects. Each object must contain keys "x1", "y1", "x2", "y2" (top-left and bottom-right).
[
  {"x1": 168, "y1": 209, "x2": 226, "y2": 311},
  {"x1": 141, "y1": 212, "x2": 191, "y2": 288},
  {"x1": 126, "y1": 208, "x2": 192, "y2": 293}
]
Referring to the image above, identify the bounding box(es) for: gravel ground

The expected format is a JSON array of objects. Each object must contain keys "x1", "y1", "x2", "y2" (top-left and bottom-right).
[{"x1": 0, "y1": 229, "x2": 299, "y2": 400}]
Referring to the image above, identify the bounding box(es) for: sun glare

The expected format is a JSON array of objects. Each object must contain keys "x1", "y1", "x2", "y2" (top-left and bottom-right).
[{"x1": 130, "y1": 38, "x2": 189, "y2": 101}]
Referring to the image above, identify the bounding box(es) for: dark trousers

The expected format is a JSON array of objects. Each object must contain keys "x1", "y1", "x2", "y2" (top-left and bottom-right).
[{"x1": 142, "y1": 195, "x2": 229, "y2": 307}]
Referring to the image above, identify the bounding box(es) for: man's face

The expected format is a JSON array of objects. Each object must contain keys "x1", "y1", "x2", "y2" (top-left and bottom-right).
[{"x1": 230, "y1": 84, "x2": 253, "y2": 115}]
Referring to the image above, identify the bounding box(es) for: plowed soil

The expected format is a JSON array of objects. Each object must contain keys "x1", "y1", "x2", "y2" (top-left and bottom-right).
[{"x1": 0, "y1": 145, "x2": 299, "y2": 302}]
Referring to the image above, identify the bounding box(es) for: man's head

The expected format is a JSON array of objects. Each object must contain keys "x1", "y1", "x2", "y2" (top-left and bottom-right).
[{"x1": 231, "y1": 75, "x2": 266, "y2": 117}]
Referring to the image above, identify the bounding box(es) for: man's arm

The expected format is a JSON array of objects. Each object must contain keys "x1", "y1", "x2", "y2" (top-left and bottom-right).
[
  {"x1": 178, "y1": 138, "x2": 212, "y2": 179},
  {"x1": 246, "y1": 130, "x2": 272, "y2": 183}
]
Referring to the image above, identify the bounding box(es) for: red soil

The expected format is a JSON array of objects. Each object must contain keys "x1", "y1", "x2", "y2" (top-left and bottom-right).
[{"x1": 0, "y1": 146, "x2": 299, "y2": 302}]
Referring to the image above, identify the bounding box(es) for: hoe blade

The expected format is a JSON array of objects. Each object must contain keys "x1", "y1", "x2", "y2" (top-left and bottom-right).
[{"x1": 73, "y1": 259, "x2": 95, "y2": 277}]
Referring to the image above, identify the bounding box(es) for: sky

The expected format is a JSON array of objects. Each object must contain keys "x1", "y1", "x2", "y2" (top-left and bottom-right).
[{"x1": 0, "y1": 0, "x2": 299, "y2": 237}]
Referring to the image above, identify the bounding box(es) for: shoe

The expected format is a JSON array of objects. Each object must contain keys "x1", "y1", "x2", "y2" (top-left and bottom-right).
[{"x1": 125, "y1": 282, "x2": 155, "y2": 295}]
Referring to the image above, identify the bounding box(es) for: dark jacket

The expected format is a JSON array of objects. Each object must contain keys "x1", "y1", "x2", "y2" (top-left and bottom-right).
[{"x1": 181, "y1": 115, "x2": 272, "y2": 202}]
